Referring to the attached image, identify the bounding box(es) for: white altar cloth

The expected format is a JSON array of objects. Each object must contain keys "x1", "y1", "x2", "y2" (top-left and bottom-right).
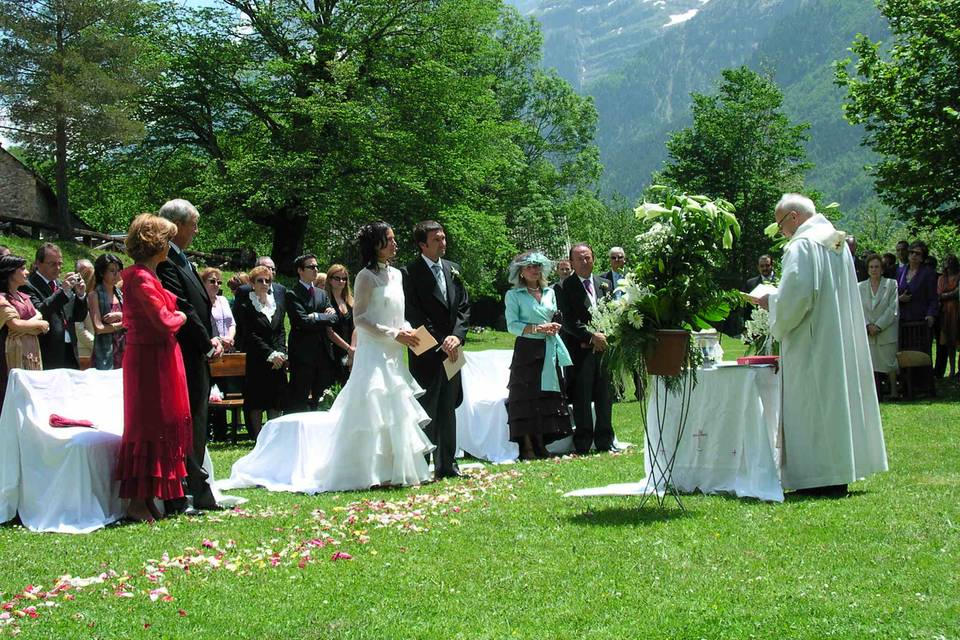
[
  {"x1": 567, "y1": 364, "x2": 784, "y2": 502},
  {"x1": 1, "y1": 368, "x2": 241, "y2": 533}
]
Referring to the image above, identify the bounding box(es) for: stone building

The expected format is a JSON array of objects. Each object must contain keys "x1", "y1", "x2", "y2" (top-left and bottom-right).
[{"x1": 0, "y1": 145, "x2": 87, "y2": 235}]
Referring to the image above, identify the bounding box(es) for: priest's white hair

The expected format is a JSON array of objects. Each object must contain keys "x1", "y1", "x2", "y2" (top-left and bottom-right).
[{"x1": 775, "y1": 193, "x2": 816, "y2": 218}]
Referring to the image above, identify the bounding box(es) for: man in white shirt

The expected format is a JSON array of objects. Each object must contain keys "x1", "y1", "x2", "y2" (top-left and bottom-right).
[{"x1": 758, "y1": 193, "x2": 888, "y2": 496}]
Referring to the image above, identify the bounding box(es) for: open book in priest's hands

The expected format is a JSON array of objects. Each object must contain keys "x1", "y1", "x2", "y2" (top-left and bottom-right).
[{"x1": 742, "y1": 283, "x2": 778, "y2": 306}]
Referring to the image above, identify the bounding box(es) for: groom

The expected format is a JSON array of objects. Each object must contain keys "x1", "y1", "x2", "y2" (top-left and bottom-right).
[{"x1": 402, "y1": 220, "x2": 471, "y2": 479}]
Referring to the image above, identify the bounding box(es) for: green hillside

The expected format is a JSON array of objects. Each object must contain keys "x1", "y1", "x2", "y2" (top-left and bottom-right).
[{"x1": 517, "y1": 0, "x2": 890, "y2": 209}]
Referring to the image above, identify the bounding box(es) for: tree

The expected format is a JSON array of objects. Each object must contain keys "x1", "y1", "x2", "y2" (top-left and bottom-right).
[
  {"x1": 654, "y1": 66, "x2": 812, "y2": 284},
  {"x1": 836, "y1": 0, "x2": 960, "y2": 223},
  {"x1": 118, "y1": 0, "x2": 604, "y2": 295},
  {"x1": 0, "y1": 0, "x2": 158, "y2": 237}
]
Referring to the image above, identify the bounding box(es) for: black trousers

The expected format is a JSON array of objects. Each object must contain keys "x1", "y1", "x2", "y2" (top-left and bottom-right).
[
  {"x1": 418, "y1": 374, "x2": 459, "y2": 477},
  {"x1": 569, "y1": 351, "x2": 615, "y2": 453},
  {"x1": 171, "y1": 355, "x2": 217, "y2": 510},
  {"x1": 287, "y1": 356, "x2": 336, "y2": 413}
]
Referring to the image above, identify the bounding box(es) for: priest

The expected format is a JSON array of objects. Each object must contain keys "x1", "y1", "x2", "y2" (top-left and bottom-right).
[{"x1": 758, "y1": 193, "x2": 888, "y2": 496}]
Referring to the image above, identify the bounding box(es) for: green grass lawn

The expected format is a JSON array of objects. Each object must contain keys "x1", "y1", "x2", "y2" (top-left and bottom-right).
[{"x1": 3, "y1": 345, "x2": 959, "y2": 637}]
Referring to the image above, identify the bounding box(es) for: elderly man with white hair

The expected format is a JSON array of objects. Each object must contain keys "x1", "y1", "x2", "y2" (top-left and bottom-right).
[
  {"x1": 156, "y1": 198, "x2": 223, "y2": 513},
  {"x1": 757, "y1": 193, "x2": 888, "y2": 496}
]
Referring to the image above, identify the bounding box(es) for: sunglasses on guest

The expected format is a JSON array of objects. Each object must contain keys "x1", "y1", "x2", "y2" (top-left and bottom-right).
[
  {"x1": 330, "y1": 276, "x2": 348, "y2": 282},
  {"x1": 255, "y1": 278, "x2": 272, "y2": 285},
  {"x1": 206, "y1": 278, "x2": 223, "y2": 285}
]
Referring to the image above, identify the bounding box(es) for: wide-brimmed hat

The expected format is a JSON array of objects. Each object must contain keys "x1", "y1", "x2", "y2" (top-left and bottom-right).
[{"x1": 508, "y1": 251, "x2": 553, "y2": 284}]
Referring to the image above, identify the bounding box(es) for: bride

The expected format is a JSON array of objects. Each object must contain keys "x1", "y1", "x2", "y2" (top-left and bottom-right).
[{"x1": 221, "y1": 222, "x2": 435, "y2": 493}]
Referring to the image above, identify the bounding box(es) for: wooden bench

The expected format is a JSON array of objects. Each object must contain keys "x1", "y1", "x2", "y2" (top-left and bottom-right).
[{"x1": 209, "y1": 352, "x2": 247, "y2": 442}]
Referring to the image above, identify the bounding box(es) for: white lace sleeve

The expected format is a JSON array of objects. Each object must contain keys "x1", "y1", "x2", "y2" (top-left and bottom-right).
[{"x1": 353, "y1": 268, "x2": 400, "y2": 339}]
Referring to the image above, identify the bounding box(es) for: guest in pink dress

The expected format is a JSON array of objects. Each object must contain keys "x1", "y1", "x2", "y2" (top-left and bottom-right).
[{"x1": 0, "y1": 255, "x2": 49, "y2": 407}]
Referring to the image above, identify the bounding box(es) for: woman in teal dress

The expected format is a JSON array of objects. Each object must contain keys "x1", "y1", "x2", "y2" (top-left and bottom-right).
[{"x1": 504, "y1": 252, "x2": 573, "y2": 460}]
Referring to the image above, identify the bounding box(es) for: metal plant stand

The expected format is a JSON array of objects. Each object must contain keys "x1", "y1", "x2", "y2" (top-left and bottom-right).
[{"x1": 638, "y1": 372, "x2": 696, "y2": 509}]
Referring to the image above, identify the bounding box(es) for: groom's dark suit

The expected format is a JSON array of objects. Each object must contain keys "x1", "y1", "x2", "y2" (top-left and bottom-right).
[
  {"x1": 157, "y1": 244, "x2": 218, "y2": 510},
  {"x1": 402, "y1": 256, "x2": 470, "y2": 478},
  {"x1": 21, "y1": 271, "x2": 87, "y2": 369},
  {"x1": 557, "y1": 273, "x2": 616, "y2": 454}
]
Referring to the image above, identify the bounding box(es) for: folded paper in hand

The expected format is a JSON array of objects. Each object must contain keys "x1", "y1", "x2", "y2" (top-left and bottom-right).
[
  {"x1": 410, "y1": 325, "x2": 439, "y2": 356},
  {"x1": 442, "y1": 346, "x2": 465, "y2": 380}
]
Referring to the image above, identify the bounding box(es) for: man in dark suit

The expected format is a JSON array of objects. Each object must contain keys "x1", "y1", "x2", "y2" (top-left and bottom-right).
[
  {"x1": 21, "y1": 243, "x2": 88, "y2": 369},
  {"x1": 557, "y1": 242, "x2": 617, "y2": 454},
  {"x1": 157, "y1": 198, "x2": 223, "y2": 512},
  {"x1": 402, "y1": 220, "x2": 470, "y2": 479},
  {"x1": 285, "y1": 253, "x2": 339, "y2": 412},
  {"x1": 743, "y1": 254, "x2": 776, "y2": 293}
]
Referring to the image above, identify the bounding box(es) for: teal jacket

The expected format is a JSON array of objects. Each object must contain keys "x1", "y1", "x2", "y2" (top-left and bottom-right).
[{"x1": 504, "y1": 287, "x2": 572, "y2": 392}]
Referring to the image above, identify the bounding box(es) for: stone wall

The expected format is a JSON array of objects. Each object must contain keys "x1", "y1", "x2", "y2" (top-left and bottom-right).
[{"x1": 0, "y1": 147, "x2": 58, "y2": 225}]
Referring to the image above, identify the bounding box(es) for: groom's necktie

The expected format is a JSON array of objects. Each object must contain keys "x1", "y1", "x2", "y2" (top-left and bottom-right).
[
  {"x1": 583, "y1": 278, "x2": 593, "y2": 295},
  {"x1": 431, "y1": 264, "x2": 447, "y2": 298}
]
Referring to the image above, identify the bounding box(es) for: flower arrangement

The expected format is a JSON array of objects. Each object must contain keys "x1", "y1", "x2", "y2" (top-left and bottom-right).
[
  {"x1": 588, "y1": 188, "x2": 741, "y2": 388},
  {"x1": 742, "y1": 306, "x2": 779, "y2": 356}
]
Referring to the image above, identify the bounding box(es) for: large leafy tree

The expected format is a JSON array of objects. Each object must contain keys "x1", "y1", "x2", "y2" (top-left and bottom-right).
[
  {"x1": 653, "y1": 66, "x2": 812, "y2": 284},
  {"x1": 835, "y1": 0, "x2": 960, "y2": 223},
  {"x1": 121, "y1": 0, "x2": 602, "y2": 294},
  {"x1": 0, "y1": 0, "x2": 158, "y2": 237}
]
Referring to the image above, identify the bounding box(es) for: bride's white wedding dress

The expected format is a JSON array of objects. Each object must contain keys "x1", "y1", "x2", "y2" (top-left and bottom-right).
[{"x1": 219, "y1": 265, "x2": 435, "y2": 493}]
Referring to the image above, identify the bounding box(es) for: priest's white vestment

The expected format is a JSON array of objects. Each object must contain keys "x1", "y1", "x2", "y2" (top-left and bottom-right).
[{"x1": 769, "y1": 214, "x2": 888, "y2": 490}]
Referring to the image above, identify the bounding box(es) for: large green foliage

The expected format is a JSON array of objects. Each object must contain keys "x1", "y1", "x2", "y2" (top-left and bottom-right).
[
  {"x1": 653, "y1": 66, "x2": 812, "y2": 285},
  {"x1": 72, "y1": 0, "x2": 604, "y2": 299},
  {"x1": 836, "y1": 0, "x2": 960, "y2": 223},
  {"x1": 0, "y1": 0, "x2": 159, "y2": 235}
]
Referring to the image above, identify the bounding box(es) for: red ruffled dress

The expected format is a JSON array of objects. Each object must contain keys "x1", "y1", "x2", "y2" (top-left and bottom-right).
[{"x1": 115, "y1": 265, "x2": 193, "y2": 500}]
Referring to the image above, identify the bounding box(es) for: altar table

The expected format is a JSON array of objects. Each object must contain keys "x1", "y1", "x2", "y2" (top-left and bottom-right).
[
  {"x1": 566, "y1": 364, "x2": 783, "y2": 502},
  {"x1": 644, "y1": 364, "x2": 783, "y2": 501}
]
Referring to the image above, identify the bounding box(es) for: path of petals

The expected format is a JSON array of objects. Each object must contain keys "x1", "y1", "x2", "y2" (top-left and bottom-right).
[{"x1": 0, "y1": 468, "x2": 520, "y2": 636}]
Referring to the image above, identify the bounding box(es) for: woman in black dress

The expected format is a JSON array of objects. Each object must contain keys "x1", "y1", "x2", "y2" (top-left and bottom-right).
[
  {"x1": 324, "y1": 263, "x2": 355, "y2": 383},
  {"x1": 234, "y1": 265, "x2": 287, "y2": 439}
]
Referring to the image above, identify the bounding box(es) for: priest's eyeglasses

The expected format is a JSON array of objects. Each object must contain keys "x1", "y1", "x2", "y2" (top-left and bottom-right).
[{"x1": 775, "y1": 210, "x2": 796, "y2": 231}]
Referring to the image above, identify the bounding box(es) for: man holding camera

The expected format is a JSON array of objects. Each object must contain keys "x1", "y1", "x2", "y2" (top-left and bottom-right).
[{"x1": 20, "y1": 242, "x2": 88, "y2": 369}]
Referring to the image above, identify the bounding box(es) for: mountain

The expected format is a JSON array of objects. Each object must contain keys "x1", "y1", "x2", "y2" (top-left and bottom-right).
[
  {"x1": 521, "y1": 0, "x2": 708, "y2": 91},
  {"x1": 508, "y1": 0, "x2": 890, "y2": 209}
]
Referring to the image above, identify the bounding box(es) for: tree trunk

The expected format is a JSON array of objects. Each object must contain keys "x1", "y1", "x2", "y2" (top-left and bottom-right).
[
  {"x1": 54, "y1": 14, "x2": 71, "y2": 240},
  {"x1": 270, "y1": 212, "x2": 309, "y2": 277},
  {"x1": 54, "y1": 113, "x2": 72, "y2": 239}
]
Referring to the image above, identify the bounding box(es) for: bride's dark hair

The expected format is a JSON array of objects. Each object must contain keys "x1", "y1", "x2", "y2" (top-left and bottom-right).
[{"x1": 357, "y1": 221, "x2": 392, "y2": 271}]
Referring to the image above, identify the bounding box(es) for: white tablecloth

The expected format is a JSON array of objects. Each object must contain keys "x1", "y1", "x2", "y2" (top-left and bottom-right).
[
  {"x1": 648, "y1": 364, "x2": 783, "y2": 501},
  {"x1": 1, "y1": 368, "x2": 241, "y2": 533},
  {"x1": 567, "y1": 364, "x2": 783, "y2": 502}
]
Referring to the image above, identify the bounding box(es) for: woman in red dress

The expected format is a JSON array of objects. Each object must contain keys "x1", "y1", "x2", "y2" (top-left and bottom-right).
[{"x1": 115, "y1": 214, "x2": 191, "y2": 522}]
